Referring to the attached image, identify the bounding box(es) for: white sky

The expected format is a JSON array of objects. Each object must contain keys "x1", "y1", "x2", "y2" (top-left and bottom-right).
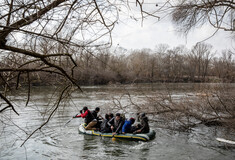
[{"x1": 111, "y1": 3, "x2": 235, "y2": 53}]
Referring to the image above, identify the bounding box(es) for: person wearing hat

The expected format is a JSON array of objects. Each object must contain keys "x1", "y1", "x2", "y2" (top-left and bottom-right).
[
  {"x1": 108, "y1": 113, "x2": 124, "y2": 135},
  {"x1": 73, "y1": 106, "x2": 97, "y2": 130},
  {"x1": 122, "y1": 117, "x2": 135, "y2": 134}
]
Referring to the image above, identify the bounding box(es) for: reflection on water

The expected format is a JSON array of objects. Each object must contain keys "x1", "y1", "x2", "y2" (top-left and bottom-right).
[{"x1": 0, "y1": 83, "x2": 235, "y2": 160}]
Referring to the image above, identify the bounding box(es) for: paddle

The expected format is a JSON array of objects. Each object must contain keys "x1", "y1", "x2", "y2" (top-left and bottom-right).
[
  {"x1": 64, "y1": 117, "x2": 74, "y2": 127},
  {"x1": 64, "y1": 113, "x2": 79, "y2": 127}
]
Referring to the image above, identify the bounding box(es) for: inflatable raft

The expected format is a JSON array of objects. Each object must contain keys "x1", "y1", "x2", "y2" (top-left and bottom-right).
[{"x1": 78, "y1": 123, "x2": 156, "y2": 141}]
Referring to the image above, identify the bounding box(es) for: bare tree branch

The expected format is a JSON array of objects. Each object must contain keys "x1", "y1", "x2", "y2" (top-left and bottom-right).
[
  {"x1": 0, "y1": 92, "x2": 19, "y2": 115},
  {"x1": 0, "y1": 0, "x2": 67, "y2": 46},
  {"x1": 20, "y1": 84, "x2": 71, "y2": 147}
]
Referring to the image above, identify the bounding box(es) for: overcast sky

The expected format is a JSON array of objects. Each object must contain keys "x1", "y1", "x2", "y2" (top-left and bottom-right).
[{"x1": 111, "y1": 6, "x2": 234, "y2": 54}]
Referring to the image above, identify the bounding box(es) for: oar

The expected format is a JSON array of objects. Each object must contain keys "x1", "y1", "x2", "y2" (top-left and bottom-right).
[
  {"x1": 64, "y1": 114, "x2": 78, "y2": 127},
  {"x1": 64, "y1": 117, "x2": 74, "y2": 127}
]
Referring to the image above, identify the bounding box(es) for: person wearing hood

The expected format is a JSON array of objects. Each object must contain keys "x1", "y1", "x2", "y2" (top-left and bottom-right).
[{"x1": 134, "y1": 113, "x2": 150, "y2": 134}]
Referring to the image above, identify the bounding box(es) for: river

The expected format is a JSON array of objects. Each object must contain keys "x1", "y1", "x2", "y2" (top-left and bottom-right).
[{"x1": 0, "y1": 83, "x2": 235, "y2": 160}]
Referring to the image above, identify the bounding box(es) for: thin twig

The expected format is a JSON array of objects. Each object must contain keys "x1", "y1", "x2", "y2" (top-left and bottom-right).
[{"x1": 20, "y1": 85, "x2": 71, "y2": 147}]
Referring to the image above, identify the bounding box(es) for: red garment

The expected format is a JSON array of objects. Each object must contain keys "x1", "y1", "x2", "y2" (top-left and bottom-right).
[{"x1": 76, "y1": 110, "x2": 89, "y2": 118}]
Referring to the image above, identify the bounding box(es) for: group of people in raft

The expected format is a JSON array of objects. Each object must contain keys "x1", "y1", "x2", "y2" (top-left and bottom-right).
[{"x1": 73, "y1": 106, "x2": 149, "y2": 135}]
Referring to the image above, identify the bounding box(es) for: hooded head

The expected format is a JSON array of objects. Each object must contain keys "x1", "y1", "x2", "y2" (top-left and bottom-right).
[
  {"x1": 140, "y1": 113, "x2": 148, "y2": 121},
  {"x1": 130, "y1": 117, "x2": 135, "y2": 124},
  {"x1": 140, "y1": 113, "x2": 146, "y2": 118}
]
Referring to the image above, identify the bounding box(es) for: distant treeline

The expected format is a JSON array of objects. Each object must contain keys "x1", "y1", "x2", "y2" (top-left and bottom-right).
[{"x1": 0, "y1": 42, "x2": 234, "y2": 86}]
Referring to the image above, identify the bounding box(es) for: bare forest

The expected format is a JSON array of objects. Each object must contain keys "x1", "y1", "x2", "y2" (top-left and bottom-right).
[{"x1": 1, "y1": 42, "x2": 235, "y2": 87}]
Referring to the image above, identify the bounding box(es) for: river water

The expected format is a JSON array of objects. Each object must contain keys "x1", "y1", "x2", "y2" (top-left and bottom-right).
[{"x1": 0, "y1": 83, "x2": 235, "y2": 160}]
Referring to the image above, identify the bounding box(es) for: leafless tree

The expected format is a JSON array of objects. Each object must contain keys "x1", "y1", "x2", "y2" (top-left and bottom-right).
[
  {"x1": 189, "y1": 42, "x2": 214, "y2": 81},
  {"x1": 163, "y1": 0, "x2": 235, "y2": 35}
]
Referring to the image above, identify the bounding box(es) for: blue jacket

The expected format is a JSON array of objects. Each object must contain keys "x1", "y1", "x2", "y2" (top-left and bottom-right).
[{"x1": 122, "y1": 120, "x2": 132, "y2": 133}]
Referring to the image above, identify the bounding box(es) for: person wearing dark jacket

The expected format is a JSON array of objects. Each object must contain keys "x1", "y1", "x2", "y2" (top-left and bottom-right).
[
  {"x1": 122, "y1": 118, "x2": 135, "y2": 134},
  {"x1": 108, "y1": 113, "x2": 124, "y2": 135},
  {"x1": 100, "y1": 113, "x2": 114, "y2": 132},
  {"x1": 108, "y1": 113, "x2": 114, "y2": 120},
  {"x1": 91, "y1": 107, "x2": 100, "y2": 120},
  {"x1": 134, "y1": 113, "x2": 150, "y2": 133},
  {"x1": 100, "y1": 114, "x2": 112, "y2": 133},
  {"x1": 73, "y1": 106, "x2": 96, "y2": 130},
  {"x1": 91, "y1": 107, "x2": 101, "y2": 129}
]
